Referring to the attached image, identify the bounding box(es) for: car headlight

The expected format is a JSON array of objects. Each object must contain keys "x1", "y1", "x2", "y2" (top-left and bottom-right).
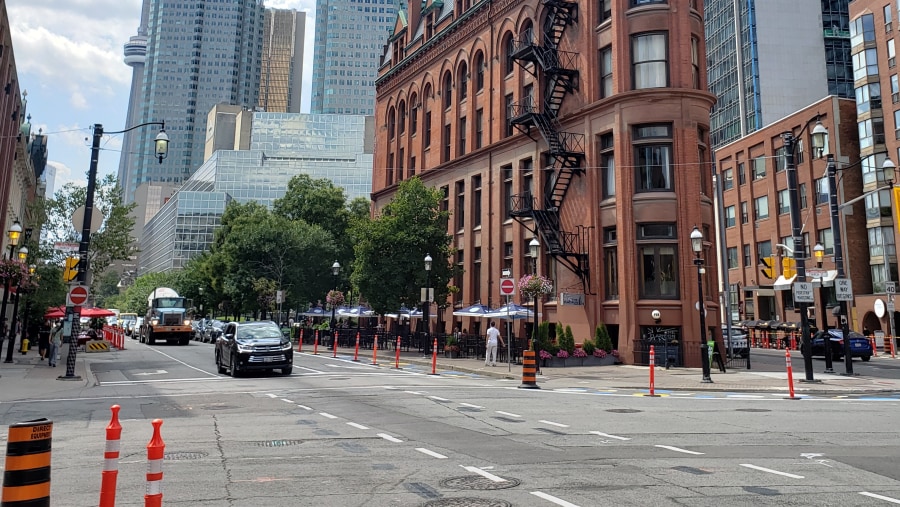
[
  {"x1": 151, "y1": 319, "x2": 159, "y2": 326},
  {"x1": 184, "y1": 319, "x2": 192, "y2": 326},
  {"x1": 237, "y1": 343, "x2": 252, "y2": 353},
  {"x1": 281, "y1": 341, "x2": 292, "y2": 350}
]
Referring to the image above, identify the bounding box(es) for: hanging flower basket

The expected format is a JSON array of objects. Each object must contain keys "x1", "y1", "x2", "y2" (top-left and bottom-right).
[
  {"x1": 518, "y1": 274, "x2": 553, "y2": 299},
  {"x1": 326, "y1": 290, "x2": 345, "y2": 309},
  {"x1": 0, "y1": 258, "x2": 33, "y2": 289}
]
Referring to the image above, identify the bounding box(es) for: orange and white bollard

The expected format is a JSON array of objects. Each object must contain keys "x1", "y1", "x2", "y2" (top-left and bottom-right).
[
  {"x1": 871, "y1": 336, "x2": 878, "y2": 357},
  {"x1": 144, "y1": 419, "x2": 165, "y2": 507},
  {"x1": 332, "y1": 331, "x2": 339, "y2": 358},
  {"x1": 353, "y1": 332, "x2": 360, "y2": 362},
  {"x1": 297, "y1": 329, "x2": 303, "y2": 352},
  {"x1": 891, "y1": 335, "x2": 897, "y2": 359},
  {"x1": 648, "y1": 345, "x2": 656, "y2": 397},
  {"x1": 430, "y1": 338, "x2": 438, "y2": 375},
  {"x1": 394, "y1": 337, "x2": 401, "y2": 369},
  {"x1": 790, "y1": 333, "x2": 797, "y2": 351},
  {"x1": 785, "y1": 350, "x2": 797, "y2": 400},
  {"x1": 313, "y1": 330, "x2": 319, "y2": 355},
  {"x1": 99, "y1": 405, "x2": 122, "y2": 507},
  {"x1": 372, "y1": 334, "x2": 379, "y2": 365}
]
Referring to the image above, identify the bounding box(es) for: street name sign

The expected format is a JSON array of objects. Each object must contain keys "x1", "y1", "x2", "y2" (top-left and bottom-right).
[
  {"x1": 835, "y1": 278, "x2": 853, "y2": 301},
  {"x1": 792, "y1": 282, "x2": 814, "y2": 303}
]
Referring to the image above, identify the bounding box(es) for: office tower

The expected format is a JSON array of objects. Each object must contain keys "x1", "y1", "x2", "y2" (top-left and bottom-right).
[
  {"x1": 705, "y1": 0, "x2": 852, "y2": 147},
  {"x1": 259, "y1": 9, "x2": 306, "y2": 113},
  {"x1": 121, "y1": 0, "x2": 265, "y2": 204},
  {"x1": 310, "y1": 0, "x2": 399, "y2": 115},
  {"x1": 117, "y1": 0, "x2": 151, "y2": 198}
]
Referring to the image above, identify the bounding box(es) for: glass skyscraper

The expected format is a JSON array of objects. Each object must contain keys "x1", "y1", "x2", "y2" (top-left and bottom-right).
[
  {"x1": 310, "y1": 0, "x2": 400, "y2": 114},
  {"x1": 259, "y1": 9, "x2": 306, "y2": 113},
  {"x1": 121, "y1": 0, "x2": 265, "y2": 204},
  {"x1": 139, "y1": 113, "x2": 374, "y2": 274},
  {"x1": 706, "y1": 0, "x2": 852, "y2": 148}
]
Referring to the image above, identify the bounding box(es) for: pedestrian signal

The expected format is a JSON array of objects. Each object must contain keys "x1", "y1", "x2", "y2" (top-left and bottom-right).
[
  {"x1": 63, "y1": 257, "x2": 79, "y2": 283},
  {"x1": 760, "y1": 256, "x2": 775, "y2": 280}
]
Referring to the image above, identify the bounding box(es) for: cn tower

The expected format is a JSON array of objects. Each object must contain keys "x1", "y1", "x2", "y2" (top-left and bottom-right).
[{"x1": 117, "y1": 0, "x2": 150, "y2": 201}]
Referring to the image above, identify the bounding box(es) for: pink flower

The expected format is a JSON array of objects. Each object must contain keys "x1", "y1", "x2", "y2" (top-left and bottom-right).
[
  {"x1": 539, "y1": 350, "x2": 553, "y2": 360},
  {"x1": 611, "y1": 349, "x2": 620, "y2": 358},
  {"x1": 556, "y1": 349, "x2": 569, "y2": 359},
  {"x1": 573, "y1": 348, "x2": 587, "y2": 358},
  {"x1": 593, "y1": 349, "x2": 607, "y2": 358}
]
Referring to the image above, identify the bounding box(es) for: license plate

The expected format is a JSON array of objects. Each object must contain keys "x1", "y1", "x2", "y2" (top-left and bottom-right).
[
  {"x1": 263, "y1": 356, "x2": 274, "y2": 362},
  {"x1": 851, "y1": 343, "x2": 863, "y2": 348}
]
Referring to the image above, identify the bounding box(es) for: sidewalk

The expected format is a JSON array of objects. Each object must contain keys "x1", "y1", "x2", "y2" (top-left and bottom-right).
[
  {"x1": 333, "y1": 345, "x2": 900, "y2": 394},
  {"x1": 0, "y1": 344, "x2": 94, "y2": 402}
]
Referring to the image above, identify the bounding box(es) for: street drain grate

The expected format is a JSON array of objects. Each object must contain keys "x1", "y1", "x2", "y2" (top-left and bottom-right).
[
  {"x1": 255, "y1": 439, "x2": 303, "y2": 447},
  {"x1": 164, "y1": 451, "x2": 207, "y2": 460},
  {"x1": 735, "y1": 408, "x2": 771, "y2": 413},
  {"x1": 606, "y1": 409, "x2": 642, "y2": 414},
  {"x1": 423, "y1": 498, "x2": 512, "y2": 507},
  {"x1": 440, "y1": 476, "x2": 521, "y2": 491}
]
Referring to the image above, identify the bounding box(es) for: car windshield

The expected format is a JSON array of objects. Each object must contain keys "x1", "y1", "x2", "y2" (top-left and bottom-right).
[{"x1": 236, "y1": 323, "x2": 282, "y2": 340}]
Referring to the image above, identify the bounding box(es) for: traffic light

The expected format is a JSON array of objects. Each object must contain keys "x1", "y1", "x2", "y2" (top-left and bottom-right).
[
  {"x1": 62, "y1": 257, "x2": 79, "y2": 283},
  {"x1": 782, "y1": 257, "x2": 796, "y2": 278},
  {"x1": 760, "y1": 256, "x2": 775, "y2": 279}
]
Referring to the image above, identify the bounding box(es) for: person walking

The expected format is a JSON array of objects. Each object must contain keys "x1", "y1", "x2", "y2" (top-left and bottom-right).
[
  {"x1": 48, "y1": 321, "x2": 63, "y2": 367},
  {"x1": 485, "y1": 321, "x2": 503, "y2": 367},
  {"x1": 38, "y1": 321, "x2": 51, "y2": 361}
]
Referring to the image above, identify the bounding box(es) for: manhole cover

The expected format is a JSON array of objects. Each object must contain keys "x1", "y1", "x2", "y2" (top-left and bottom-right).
[
  {"x1": 164, "y1": 451, "x2": 207, "y2": 460},
  {"x1": 424, "y1": 499, "x2": 512, "y2": 507},
  {"x1": 440, "y1": 476, "x2": 521, "y2": 491},
  {"x1": 735, "y1": 408, "x2": 771, "y2": 413},
  {"x1": 255, "y1": 439, "x2": 303, "y2": 447},
  {"x1": 605, "y1": 408, "x2": 642, "y2": 414}
]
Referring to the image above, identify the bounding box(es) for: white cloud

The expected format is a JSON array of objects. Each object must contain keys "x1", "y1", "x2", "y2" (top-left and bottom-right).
[
  {"x1": 47, "y1": 160, "x2": 86, "y2": 191},
  {"x1": 70, "y1": 91, "x2": 88, "y2": 110}
]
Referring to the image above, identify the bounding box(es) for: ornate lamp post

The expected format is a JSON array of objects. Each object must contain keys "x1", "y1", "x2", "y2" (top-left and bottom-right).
[
  {"x1": 423, "y1": 253, "x2": 432, "y2": 352},
  {"x1": 529, "y1": 237, "x2": 540, "y2": 349},
  {"x1": 0, "y1": 221, "x2": 23, "y2": 361},
  {"x1": 4, "y1": 246, "x2": 28, "y2": 363},
  {"x1": 330, "y1": 260, "x2": 340, "y2": 349},
  {"x1": 813, "y1": 243, "x2": 834, "y2": 374},
  {"x1": 691, "y1": 226, "x2": 713, "y2": 383}
]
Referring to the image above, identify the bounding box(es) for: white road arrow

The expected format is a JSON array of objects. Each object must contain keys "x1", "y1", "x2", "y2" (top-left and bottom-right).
[{"x1": 133, "y1": 370, "x2": 168, "y2": 376}]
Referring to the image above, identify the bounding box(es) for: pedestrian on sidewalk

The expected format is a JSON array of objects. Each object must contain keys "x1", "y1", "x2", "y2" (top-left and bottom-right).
[
  {"x1": 485, "y1": 321, "x2": 503, "y2": 366},
  {"x1": 48, "y1": 321, "x2": 63, "y2": 367},
  {"x1": 38, "y1": 320, "x2": 51, "y2": 360}
]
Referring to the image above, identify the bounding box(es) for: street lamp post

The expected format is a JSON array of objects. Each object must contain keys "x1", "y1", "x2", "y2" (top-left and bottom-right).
[
  {"x1": 691, "y1": 227, "x2": 713, "y2": 383},
  {"x1": 60, "y1": 122, "x2": 168, "y2": 382},
  {"x1": 884, "y1": 159, "x2": 898, "y2": 358},
  {"x1": 330, "y1": 260, "x2": 340, "y2": 349},
  {"x1": 814, "y1": 243, "x2": 834, "y2": 374},
  {"x1": 423, "y1": 254, "x2": 433, "y2": 353},
  {"x1": 20, "y1": 264, "x2": 36, "y2": 355},
  {"x1": 4, "y1": 246, "x2": 28, "y2": 363},
  {"x1": 0, "y1": 221, "x2": 23, "y2": 362},
  {"x1": 529, "y1": 237, "x2": 540, "y2": 349},
  {"x1": 782, "y1": 128, "x2": 816, "y2": 382}
]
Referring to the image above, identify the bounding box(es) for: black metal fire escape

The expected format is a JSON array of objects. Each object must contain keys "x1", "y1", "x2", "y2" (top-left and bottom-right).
[{"x1": 507, "y1": 0, "x2": 591, "y2": 293}]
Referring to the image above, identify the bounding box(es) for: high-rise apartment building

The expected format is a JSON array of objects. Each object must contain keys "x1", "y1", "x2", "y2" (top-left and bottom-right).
[
  {"x1": 119, "y1": 0, "x2": 265, "y2": 204},
  {"x1": 259, "y1": 9, "x2": 306, "y2": 113},
  {"x1": 310, "y1": 0, "x2": 399, "y2": 115},
  {"x1": 705, "y1": 0, "x2": 853, "y2": 147}
]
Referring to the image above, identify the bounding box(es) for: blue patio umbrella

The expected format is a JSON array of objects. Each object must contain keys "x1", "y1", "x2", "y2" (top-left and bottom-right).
[
  {"x1": 338, "y1": 305, "x2": 377, "y2": 318},
  {"x1": 300, "y1": 307, "x2": 326, "y2": 317},
  {"x1": 486, "y1": 303, "x2": 534, "y2": 320},
  {"x1": 452, "y1": 303, "x2": 494, "y2": 318}
]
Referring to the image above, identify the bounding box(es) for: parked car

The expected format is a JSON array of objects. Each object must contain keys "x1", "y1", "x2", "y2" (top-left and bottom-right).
[
  {"x1": 203, "y1": 320, "x2": 226, "y2": 343},
  {"x1": 722, "y1": 325, "x2": 749, "y2": 358},
  {"x1": 215, "y1": 320, "x2": 293, "y2": 377},
  {"x1": 811, "y1": 329, "x2": 873, "y2": 361}
]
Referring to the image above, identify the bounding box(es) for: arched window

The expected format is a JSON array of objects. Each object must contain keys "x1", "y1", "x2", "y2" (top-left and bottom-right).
[
  {"x1": 458, "y1": 62, "x2": 468, "y2": 101},
  {"x1": 398, "y1": 100, "x2": 407, "y2": 135},
  {"x1": 423, "y1": 84, "x2": 433, "y2": 148},
  {"x1": 503, "y1": 33, "x2": 515, "y2": 75},
  {"x1": 409, "y1": 93, "x2": 419, "y2": 135},
  {"x1": 474, "y1": 52, "x2": 485, "y2": 91},
  {"x1": 388, "y1": 106, "x2": 396, "y2": 139},
  {"x1": 442, "y1": 71, "x2": 453, "y2": 109}
]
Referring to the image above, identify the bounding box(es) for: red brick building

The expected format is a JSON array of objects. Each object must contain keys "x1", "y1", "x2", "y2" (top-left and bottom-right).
[{"x1": 373, "y1": 0, "x2": 718, "y2": 366}]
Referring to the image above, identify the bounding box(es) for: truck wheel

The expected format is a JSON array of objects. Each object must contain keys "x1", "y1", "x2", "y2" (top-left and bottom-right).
[
  {"x1": 180, "y1": 338, "x2": 189, "y2": 346},
  {"x1": 148, "y1": 335, "x2": 156, "y2": 345}
]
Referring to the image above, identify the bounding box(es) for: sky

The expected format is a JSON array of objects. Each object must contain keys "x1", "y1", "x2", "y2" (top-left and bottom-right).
[{"x1": 6, "y1": 0, "x2": 317, "y2": 192}]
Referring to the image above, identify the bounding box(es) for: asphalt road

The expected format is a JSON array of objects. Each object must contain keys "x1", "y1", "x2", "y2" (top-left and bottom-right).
[
  {"x1": 2, "y1": 339, "x2": 899, "y2": 506},
  {"x1": 743, "y1": 347, "x2": 900, "y2": 379}
]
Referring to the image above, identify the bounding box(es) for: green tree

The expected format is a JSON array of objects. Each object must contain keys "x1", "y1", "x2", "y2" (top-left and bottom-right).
[
  {"x1": 37, "y1": 174, "x2": 138, "y2": 293},
  {"x1": 351, "y1": 177, "x2": 456, "y2": 316},
  {"x1": 115, "y1": 271, "x2": 183, "y2": 315}
]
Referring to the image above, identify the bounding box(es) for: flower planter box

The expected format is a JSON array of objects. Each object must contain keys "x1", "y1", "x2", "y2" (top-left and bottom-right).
[{"x1": 583, "y1": 355, "x2": 617, "y2": 366}]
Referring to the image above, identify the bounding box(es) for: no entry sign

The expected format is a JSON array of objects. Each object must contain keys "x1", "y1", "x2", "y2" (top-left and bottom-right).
[
  {"x1": 67, "y1": 285, "x2": 89, "y2": 306},
  {"x1": 499, "y1": 277, "x2": 515, "y2": 296}
]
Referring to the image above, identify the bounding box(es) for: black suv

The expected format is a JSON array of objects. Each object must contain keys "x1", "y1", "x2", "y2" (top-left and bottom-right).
[{"x1": 215, "y1": 321, "x2": 293, "y2": 376}]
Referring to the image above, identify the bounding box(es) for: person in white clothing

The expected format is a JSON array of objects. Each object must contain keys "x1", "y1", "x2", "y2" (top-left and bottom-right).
[{"x1": 485, "y1": 321, "x2": 504, "y2": 366}]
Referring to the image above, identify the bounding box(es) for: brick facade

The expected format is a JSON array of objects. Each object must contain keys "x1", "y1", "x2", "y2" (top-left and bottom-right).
[{"x1": 374, "y1": 0, "x2": 718, "y2": 366}]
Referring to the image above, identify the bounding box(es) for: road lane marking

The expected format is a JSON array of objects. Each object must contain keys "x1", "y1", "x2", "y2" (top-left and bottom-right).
[
  {"x1": 428, "y1": 396, "x2": 450, "y2": 402},
  {"x1": 296, "y1": 405, "x2": 312, "y2": 411},
  {"x1": 280, "y1": 399, "x2": 294, "y2": 403},
  {"x1": 326, "y1": 364, "x2": 341, "y2": 368},
  {"x1": 143, "y1": 346, "x2": 221, "y2": 377},
  {"x1": 318, "y1": 412, "x2": 338, "y2": 419},
  {"x1": 531, "y1": 491, "x2": 581, "y2": 507},
  {"x1": 462, "y1": 466, "x2": 506, "y2": 482},
  {"x1": 99, "y1": 377, "x2": 228, "y2": 386},
  {"x1": 539, "y1": 420, "x2": 569, "y2": 428},
  {"x1": 460, "y1": 403, "x2": 483, "y2": 409},
  {"x1": 495, "y1": 411, "x2": 521, "y2": 418},
  {"x1": 346, "y1": 422, "x2": 369, "y2": 430},
  {"x1": 415, "y1": 448, "x2": 447, "y2": 459},
  {"x1": 377, "y1": 433, "x2": 403, "y2": 443},
  {"x1": 740, "y1": 464, "x2": 804, "y2": 479},
  {"x1": 266, "y1": 394, "x2": 278, "y2": 398},
  {"x1": 655, "y1": 445, "x2": 704, "y2": 455},
  {"x1": 405, "y1": 390, "x2": 424, "y2": 395},
  {"x1": 726, "y1": 394, "x2": 765, "y2": 399},
  {"x1": 860, "y1": 492, "x2": 900, "y2": 504},
  {"x1": 589, "y1": 431, "x2": 631, "y2": 441}
]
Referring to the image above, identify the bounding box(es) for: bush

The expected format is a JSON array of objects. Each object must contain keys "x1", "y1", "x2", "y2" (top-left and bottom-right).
[
  {"x1": 582, "y1": 338, "x2": 596, "y2": 356},
  {"x1": 562, "y1": 325, "x2": 576, "y2": 354},
  {"x1": 595, "y1": 323, "x2": 613, "y2": 352}
]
